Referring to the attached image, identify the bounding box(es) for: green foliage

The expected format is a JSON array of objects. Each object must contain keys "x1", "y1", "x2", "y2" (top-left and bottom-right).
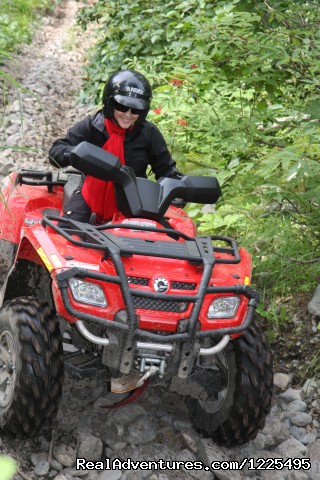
[
  {"x1": 0, "y1": 0, "x2": 53, "y2": 52},
  {"x1": 0, "y1": 0, "x2": 54, "y2": 145},
  {"x1": 78, "y1": 0, "x2": 320, "y2": 319},
  {"x1": 0, "y1": 456, "x2": 17, "y2": 480}
]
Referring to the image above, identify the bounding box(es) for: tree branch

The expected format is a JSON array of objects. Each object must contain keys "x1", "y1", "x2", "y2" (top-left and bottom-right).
[{"x1": 272, "y1": 252, "x2": 320, "y2": 265}]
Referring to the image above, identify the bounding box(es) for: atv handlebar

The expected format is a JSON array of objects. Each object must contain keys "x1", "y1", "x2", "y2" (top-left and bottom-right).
[{"x1": 69, "y1": 142, "x2": 221, "y2": 222}]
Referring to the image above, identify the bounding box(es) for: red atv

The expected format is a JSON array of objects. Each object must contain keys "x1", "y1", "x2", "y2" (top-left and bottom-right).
[{"x1": 0, "y1": 142, "x2": 273, "y2": 445}]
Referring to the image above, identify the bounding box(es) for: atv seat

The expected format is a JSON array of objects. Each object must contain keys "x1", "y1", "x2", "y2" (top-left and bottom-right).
[{"x1": 41, "y1": 208, "x2": 60, "y2": 216}]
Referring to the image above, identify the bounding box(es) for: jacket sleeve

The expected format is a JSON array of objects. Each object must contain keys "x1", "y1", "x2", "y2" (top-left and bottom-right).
[
  {"x1": 48, "y1": 116, "x2": 94, "y2": 168},
  {"x1": 147, "y1": 123, "x2": 183, "y2": 180}
]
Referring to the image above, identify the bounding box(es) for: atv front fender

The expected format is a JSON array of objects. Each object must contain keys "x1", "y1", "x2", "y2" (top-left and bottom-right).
[
  {"x1": 0, "y1": 240, "x2": 18, "y2": 307},
  {"x1": 0, "y1": 223, "x2": 65, "y2": 308}
]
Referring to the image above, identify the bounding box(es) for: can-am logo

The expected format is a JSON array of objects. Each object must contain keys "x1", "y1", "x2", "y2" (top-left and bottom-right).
[
  {"x1": 153, "y1": 277, "x2": 169, "y2": 293},
  {"x1": 124, "y1": 86, "x2": 144, "y2": 95}
]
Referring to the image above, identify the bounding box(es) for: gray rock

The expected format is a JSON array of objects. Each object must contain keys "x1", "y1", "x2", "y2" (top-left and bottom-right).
[
  {"x1": 259, "y1": 473, "x2": 290, "y2": 480},
  {"x1": 4, "y1": 133, "x2": 22, "y2": 146},
  {"x1": 122, "y1": 471, "x2": 143, "y2": 480},
  {"x1": 290, "y1": 425, "x2": 307, "y2": 441},
  {"x1": 34, "y1": 460, "x2": 50, "y2": 476},
  {"x1": 173, "y1": 414, "x2": 193, "y2": 431},
  {"x1": 112, "y1": 441, "x2": 127, "y2": 452},
  {"x1": 307, "y1": 443, "x2": 320, "y2": 480},
  {"x1": 252, "y1": 449, "x2": 284, "y2": 459},
  {"x1": 176, "y1": 448, "x2": 214, "y2": 479},
  {"x1": 77, "y1": 435, "x2": 103, "y2": 461},
  {"x1": 308, "y1": 285, "x2": 320, "y2": 316},
  {"x1": 31, "y1": 452, "x2": 48, "y2": 466},
  {"x1": 279, "y1": 388, "x2": 302, "y2": 403},
  {"x1": 300, "y1": 432, "x2": 318, "y2": 445},
  {"x1": 180, "y1": 430, "x2": 200, "y2": 454},
  {"x1": 53, "y1": 443, "x2": 77, "y2": 468},
  {"x1": 287, "y1": 472, "x2": 309, "y2": 480},
  {"x1": 275, "y1": 437, "x2": 307, "y2": 457},
  {"x1": 127, "y1": 415, "x2": 158, "y2": 444},
  {"x1": 72, "y1": 428, "x2": 103, "y2": 461},
  {"x1": 261, "y1": 413, "x2": 291, "y2": 447},
  {"x1": 197, "y1": 438, "x2": 243, "y2": 480},
  {"x1": 101, "y1": 423, "x2": 124, "y2": 446},
  {"x1": 60, "y1": 467, "x2": 89, "y2": 477},
  {"x1": 105, "y1": 404, "x2": 147, "y2": 426},
  {"x1": 0, "y1": 162, "x2": 15, "y2": 176},
  {"x1": 274, "y1": 372, "x2": 293, "y2": 390},
  {"x1": 252, "y1": 432, "x2": 266, "y2": 450},
  {"x1": 289, "y1": 412, "x2": 313, "y2": 427},
  {"x1": 96, "y1": 470, "x2": 122, "y2": 480},
  {"x1": 287, "y1": 400, "x2": 307, "y2": 413},
  {"x1": 302, "y1": 378, "x2": 319, "y2": 397},
  {"x1": 51, "y1": 459, "x2": 63, "y2": 471}
]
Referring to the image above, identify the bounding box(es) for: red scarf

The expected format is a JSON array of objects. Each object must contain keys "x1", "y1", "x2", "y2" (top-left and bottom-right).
[{"x1": 82, "y1": 118, "x2": 128, "y2": 222}]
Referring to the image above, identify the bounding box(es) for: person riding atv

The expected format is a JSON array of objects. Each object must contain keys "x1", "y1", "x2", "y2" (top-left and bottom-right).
[{"x1": 49, "y1": 69, "x2": 184, "y2": 225}]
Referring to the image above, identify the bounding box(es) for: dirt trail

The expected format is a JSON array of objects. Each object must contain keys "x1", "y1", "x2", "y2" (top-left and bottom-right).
[{"x1": 0, "y1": 0, "x2": 93, "y2": 175}]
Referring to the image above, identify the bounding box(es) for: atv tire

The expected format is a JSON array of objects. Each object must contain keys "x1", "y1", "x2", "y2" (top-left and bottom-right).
[
  {"x1": 186, "y1": 322, "x2": 273, "y2": 446},
  {"x1": 0, "y1": 297, "x2": 64, "y2": 436}
]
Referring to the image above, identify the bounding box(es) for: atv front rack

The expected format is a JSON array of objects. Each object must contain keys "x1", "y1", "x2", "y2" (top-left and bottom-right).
[
  {"x1": 43, "y1": 216, "x2": 260, "y2": 376},
  {"x1": 44, "y1": 216, "x2": 242, "y2": 264}
]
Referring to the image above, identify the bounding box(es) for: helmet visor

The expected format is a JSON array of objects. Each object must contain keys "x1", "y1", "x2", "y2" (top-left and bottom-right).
[{"x1": 114, "y1": 94, "x2": 149, "y2": 111}]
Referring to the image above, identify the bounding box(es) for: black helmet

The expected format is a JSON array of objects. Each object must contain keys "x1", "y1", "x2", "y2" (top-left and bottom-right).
[{"x1": 102, "y1": 69, "x2": 152, "y2": 123}]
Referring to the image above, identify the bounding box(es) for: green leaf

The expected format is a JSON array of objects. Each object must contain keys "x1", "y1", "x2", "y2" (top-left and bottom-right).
[
  {"x1": 0, "y1": 456, "x2": 17, "y2": 480},
  {"x1": 306, "y1": 100, "x2": 320, "y2": 120}
]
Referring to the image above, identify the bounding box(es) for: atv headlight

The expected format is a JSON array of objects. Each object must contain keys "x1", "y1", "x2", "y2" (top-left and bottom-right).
[
  {"x1": 69, "y1": 278, "x2": 107, "y2": 307},
  {"x1": 207, "y1": 296, "x2": 240, "y2": 319}
]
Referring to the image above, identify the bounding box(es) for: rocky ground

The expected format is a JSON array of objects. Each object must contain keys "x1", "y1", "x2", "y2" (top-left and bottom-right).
[{"x1": 0, "y1": 2, "x2": 319, "y2": 480}]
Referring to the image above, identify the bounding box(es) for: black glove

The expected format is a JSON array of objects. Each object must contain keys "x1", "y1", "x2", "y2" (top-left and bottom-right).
[
  {"x1": 63, "y1": 151, "x2": 71, "y2": 166},
  {"x1": 171, "y1": 198, "x2": 187, "y2": 208},
  {"x1": 166, "y1": 167, "x2": 184, "y2": 180}
]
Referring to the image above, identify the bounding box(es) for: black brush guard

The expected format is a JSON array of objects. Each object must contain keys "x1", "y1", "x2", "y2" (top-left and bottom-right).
[{"x1": 43, "y1": 215, "x2": 260, "y2": 375}]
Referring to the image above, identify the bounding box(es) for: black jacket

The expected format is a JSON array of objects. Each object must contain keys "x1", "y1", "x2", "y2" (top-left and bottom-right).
[{"x1": 49, "y1": 111, "x2": 179, "y2": 180}]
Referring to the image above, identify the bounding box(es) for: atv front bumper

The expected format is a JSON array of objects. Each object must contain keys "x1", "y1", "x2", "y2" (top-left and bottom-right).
[{"x1": 45, "y1": 216, "x2": 260, "y2": 378}]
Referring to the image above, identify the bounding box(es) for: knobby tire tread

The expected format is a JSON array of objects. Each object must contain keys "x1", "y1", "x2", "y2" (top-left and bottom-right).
[
  {"x1": 0, "y1": 297, "x2": 64, "y2": 436},
  {"x1": 187, "y1": 322, "x2": 273, "y2": 446}
]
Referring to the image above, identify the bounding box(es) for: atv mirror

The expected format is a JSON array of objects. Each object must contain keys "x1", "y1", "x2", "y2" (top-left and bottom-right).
[{"x1": 69, "y1": 142, "x2": 122, "y2": 181}]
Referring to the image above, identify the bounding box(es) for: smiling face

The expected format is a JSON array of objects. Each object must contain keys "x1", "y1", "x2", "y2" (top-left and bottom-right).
[{"x1": 113, "y1": 106, "x2": 140, "y2": 129}]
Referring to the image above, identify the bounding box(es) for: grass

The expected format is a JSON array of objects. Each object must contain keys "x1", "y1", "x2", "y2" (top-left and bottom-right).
[{"x1": 0, "y1": 0, "x2": 54, "y2": 52}]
